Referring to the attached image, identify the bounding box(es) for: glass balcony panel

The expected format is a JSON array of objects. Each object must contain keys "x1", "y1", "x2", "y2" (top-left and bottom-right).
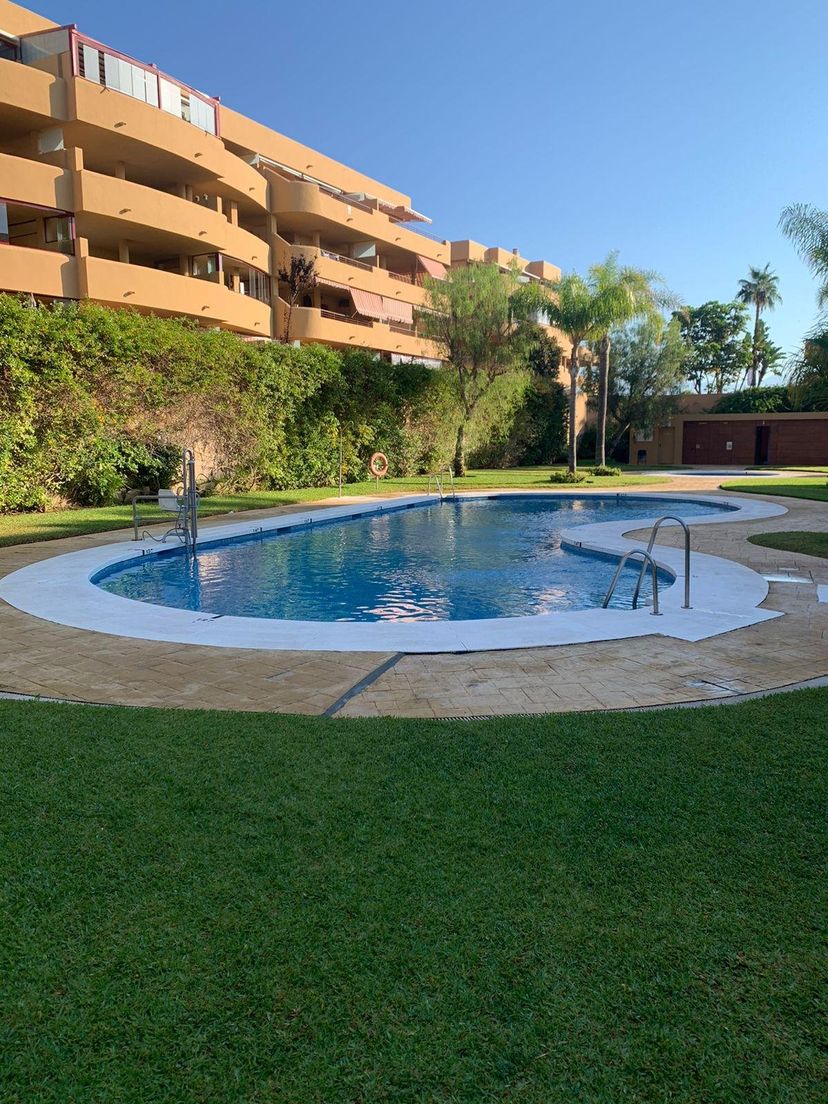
[
  {"x1": 19, "y1": 28, "x2": 70, "y2": 64},
  {"x1": 80, "y1": 43, "x2": 100, "y2": 82}
]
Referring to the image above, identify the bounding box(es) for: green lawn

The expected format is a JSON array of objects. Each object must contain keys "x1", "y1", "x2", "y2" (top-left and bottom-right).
[
  {"x1": 720, "y1": 477, "x2": 828, "y2": 502},
  {"x1": 748, "y1": 530, "x2": 828, "y2": 559},
  {"x1": 1, "y1": 692, "x2": 826, "y2": 1102},
  {"x1": 0, "y1": 468, "x2": 669, "y2": 548}
]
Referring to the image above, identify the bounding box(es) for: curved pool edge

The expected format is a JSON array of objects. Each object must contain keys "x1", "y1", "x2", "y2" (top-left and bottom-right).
[{"x1": 0, "y1": 491, "x2": 788, "y2": 654}]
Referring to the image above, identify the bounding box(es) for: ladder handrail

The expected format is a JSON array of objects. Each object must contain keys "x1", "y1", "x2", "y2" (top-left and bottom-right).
[
  {"x1": 631, "y1": 515, "x2": 691, "y2": 610},
  {"x1": 602, "y1": 549, "x2": 662, "y2": 615},
  {"x1": 440, "y1": 467, "x2": 456, "y2": 499},
  {"x1": 426, "y1": 468, "x2": 456, "y2": 502}
]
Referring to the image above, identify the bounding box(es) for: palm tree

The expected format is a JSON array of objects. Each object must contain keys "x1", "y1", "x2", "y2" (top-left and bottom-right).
[
  {"x1": 780, "y1": 204, "x2": 828, "y2": 311},
  {"x1": 542, "y1": 274, "x2": 604, "y2": 473},
  {"x1": 589, "y1": 254, "x2": 670, "y2": 467},
  {"x1": 737, "y1": 264, "x2": 782, "y2": 387}
]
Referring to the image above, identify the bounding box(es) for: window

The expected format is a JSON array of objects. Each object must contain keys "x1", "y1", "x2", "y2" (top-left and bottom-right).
[
  {"x1": 0, "y1": 34, "x2": 18, "y2": 61},
  {"x1": 44, "y1": 215, "x2": 73, "y2": 250},
  {"x1": 19, "y1": 28, "x2": 70, "y2": 64},
  {"x1": 191, "y1": 253, "x2": 219, "y2": 279},
  {"x1": 634, "y1": 427, "x2": 654, "y2": 442},
  {"x1": 74, "y1": 36, "x2": 216, "y2": 132},
  {"x1": 0, "y1": 203, "x2": 8, "y2": 244}
]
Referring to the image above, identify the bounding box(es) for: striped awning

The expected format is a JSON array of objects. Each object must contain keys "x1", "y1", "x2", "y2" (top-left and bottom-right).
[
  {"x1": 417, "y1": 255, "x2": 447, "y2": 279},
  {"x1": 382, "y1": 297, "x2": 413, "y2": 325},
  {"x1": 350, "y1": 288, "x2": 386, "y2": 320}
]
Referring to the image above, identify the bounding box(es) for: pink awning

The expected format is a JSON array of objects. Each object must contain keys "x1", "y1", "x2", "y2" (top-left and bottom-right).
[
  {"x1": 417, "y1": 255, "x2": 447, "y2": 279},
  {"x1": 383, "y1": 297, "x2": 413, "y2": 325},
  {"x1": 350, "y1": 288, "x2": 386, "y2": 320}
]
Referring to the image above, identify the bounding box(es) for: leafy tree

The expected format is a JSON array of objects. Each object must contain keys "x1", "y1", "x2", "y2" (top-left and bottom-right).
[
  {"x1": 417, "y1": 263, "x2": 541, "y2": 475},
  {"x1": 675, "y1": 301, "x2": 750, "y2": 393},
  {"x1": 588, "y1": 253, "x2": 673, "y2": 467},
  {"x1": 751, "y1": 319, "x2": 784, "y2": 385},
  {"x1": 736, "y1": 264, "x2": 781, "y2": 386},
  {"x1": 788, "y1": 330, "x2": 828, "y2": 411},
  {"x1": 277, "y1": 253, "x2": 317, "y2": 342},
  {"x1": 603, "y1": 318, "x2": 686, "y2": 457}
]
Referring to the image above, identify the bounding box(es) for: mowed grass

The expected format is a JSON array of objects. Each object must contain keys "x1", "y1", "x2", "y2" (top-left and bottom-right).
[
  {"x1": 720, "y1": 477, "x2": 828, "y2": 502},
  {"x1": 748, "y1": 530, "x2": 828, "y2": 559},
  {"x1": 1, "y1": 692, "x2": 826, "y2": 1102},
  {"x1": 0, "y1": 468, "x2": 669, "y2": 548}
]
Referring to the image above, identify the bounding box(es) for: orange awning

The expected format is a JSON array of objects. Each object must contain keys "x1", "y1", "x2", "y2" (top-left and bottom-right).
[
  {"x1": 350, "y1": 288, "x2": 386, "y2": 320},
  {"x1": 417, "y1": 255, "x2": 447, "y2": 279},
  {"x1": 383, "y1": 297, "x2": 413, "y2": 325}
]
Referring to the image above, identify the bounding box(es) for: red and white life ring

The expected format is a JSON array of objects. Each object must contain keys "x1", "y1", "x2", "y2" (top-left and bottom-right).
[{"x1": 368, "y1": 452, "x2": 389, "y2": 478}]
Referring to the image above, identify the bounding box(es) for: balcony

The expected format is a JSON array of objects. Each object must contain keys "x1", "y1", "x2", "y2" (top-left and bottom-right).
[
  {"x1": 0, "y1": 151, "x2": 74, "y2": 211},
  {"x1": 10, "y1": 28, "x2": 266, "y2": 211},
  {"x1": 0, "y1": 55, "x2": 67, "y2": 128},
  {"x1": 81, "y1": 255, "x2": 272, "y2": 335},
  {"x1": 284, "y1": 302, "x2": 440, "y2": 360},
  {"x1": 269, "y1": 176, "x2": 450, "y2": 264},
  {"x1": 278, "y1": 240, "x2": 428, "y2": 309},
  {"x1": 17, "y1": 26, "x2": 218, "y2": 135},
  {"x1": 74, "y1": 171, "x2": 269, "y2": 269},
  {"x1": 0, "y1": 240, "x2": 79, "y2": 299}
]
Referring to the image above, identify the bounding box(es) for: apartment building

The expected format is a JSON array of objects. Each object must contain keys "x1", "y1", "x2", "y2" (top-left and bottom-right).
[{"x1": 0, "y1": 0, "x2": 568, "y2": 376}]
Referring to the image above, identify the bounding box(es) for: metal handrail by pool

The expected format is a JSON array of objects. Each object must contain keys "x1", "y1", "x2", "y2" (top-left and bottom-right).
[
  {"x1": 602, "y1": 549, "x2": 661, "y2": 615},
  {"x1": 632, "y1": 516, "x2": 691, "y2": 610}
]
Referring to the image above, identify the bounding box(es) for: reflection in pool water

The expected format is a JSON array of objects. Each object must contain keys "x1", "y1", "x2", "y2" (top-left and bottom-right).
[{"x1": 95, "y1": 496, "x2": 730, "y2": 623}]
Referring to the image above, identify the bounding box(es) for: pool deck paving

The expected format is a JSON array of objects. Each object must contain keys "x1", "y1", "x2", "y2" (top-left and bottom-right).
[{"x1": 0, "y1": 476, "x2": 826, "y2": 717}]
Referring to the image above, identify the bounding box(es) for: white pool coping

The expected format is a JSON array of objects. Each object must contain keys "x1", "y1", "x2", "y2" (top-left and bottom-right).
[{"x1": 0, "y1": 492, "x2": 787, "y2": 654}]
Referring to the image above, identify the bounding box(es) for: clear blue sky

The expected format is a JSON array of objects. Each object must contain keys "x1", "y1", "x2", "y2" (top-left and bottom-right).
[{"x1": 39, "y1": 0, "x2": 828, "y2": 376}]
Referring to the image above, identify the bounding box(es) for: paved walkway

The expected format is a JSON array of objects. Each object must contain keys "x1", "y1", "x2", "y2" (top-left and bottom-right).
[{"x1": 0, "y1": 479, "x2": 825, "y2": 717}]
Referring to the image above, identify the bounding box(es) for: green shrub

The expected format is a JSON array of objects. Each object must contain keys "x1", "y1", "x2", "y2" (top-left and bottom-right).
[
  {"x1": 591, "y1": 464, "x2": 621, "y2": 477},
  {"x1": 550, "y1": 469, "x2": 588, "y2": 484},
  {"x1": 0, "y1": 296, "x2": 461, "y2": 512},
  {"x1": 713, "y1": 387, "x2": 792, "y2": 414}
]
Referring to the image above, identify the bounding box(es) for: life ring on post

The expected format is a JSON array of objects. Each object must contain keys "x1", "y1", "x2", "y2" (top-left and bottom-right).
[{"x1": 368, "y1": 452, "x2": 389, "y2": 478}]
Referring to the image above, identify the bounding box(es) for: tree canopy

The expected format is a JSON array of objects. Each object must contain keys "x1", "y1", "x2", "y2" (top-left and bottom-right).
[
  {"x1": 417, "y1": 262, "x2": 542, "y2": 475},
  {"x1": 675, "y1": 301, "x2": 750, "y2": 393}
]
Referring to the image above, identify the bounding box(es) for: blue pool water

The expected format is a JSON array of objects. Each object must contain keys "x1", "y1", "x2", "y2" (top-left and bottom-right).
[{"x1": 95, "y1": 495, "x2": 731, "y2": 622}]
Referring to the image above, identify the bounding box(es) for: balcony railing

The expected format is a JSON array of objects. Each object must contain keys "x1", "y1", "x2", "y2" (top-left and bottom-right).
[
  {"x1": 18, "y1": 26, "x2": 219, "y2": 136},
  {"x1": 318, "y1": 247, "x2": 373, "y2": 272},
  {"x1": 320, "y1": 309, "x2": 373, "y2": 327},
  {"x1": 389, "y1": 220, "x2": 445, "y2": 244}
]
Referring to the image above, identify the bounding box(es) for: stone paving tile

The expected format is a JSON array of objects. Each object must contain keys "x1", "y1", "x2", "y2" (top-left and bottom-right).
[{"x1": 0, "y1": 483, "x2": 826, "y2": 716}]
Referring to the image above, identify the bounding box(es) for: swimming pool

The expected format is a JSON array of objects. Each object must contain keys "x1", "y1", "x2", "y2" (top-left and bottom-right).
[
  {"x1": 0, "y1": 491, "x2": 786, "y2": 652},
  {"x1": 94, "y1": 495, "x2": 733, "y2": 623}
]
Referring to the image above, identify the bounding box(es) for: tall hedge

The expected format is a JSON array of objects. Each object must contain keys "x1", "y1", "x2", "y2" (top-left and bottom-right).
[{"x1": 0, "y1": 297, "x2": 453, "y2": 511}]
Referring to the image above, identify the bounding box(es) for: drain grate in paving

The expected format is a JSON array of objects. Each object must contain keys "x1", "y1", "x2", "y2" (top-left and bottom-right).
[{"x1": 687, "y1": 678, "x2": 740, "y2": 695}]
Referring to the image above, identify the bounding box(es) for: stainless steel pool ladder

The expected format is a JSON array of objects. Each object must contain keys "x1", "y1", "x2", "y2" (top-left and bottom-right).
[
  {"x1": 601, "y1": 515, "x2": 692, "y2": 613},
  {"x1": 131, "y1": 448, "x2": 199, "y2": 552},
  {"x1": 426, "y1": 468, "x2": 456, "y2": 501}
]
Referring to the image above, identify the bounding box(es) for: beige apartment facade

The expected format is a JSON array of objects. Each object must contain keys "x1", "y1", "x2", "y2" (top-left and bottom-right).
[{"x1": 0, "y1": 0, "x2": 578, "y2": 393}]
